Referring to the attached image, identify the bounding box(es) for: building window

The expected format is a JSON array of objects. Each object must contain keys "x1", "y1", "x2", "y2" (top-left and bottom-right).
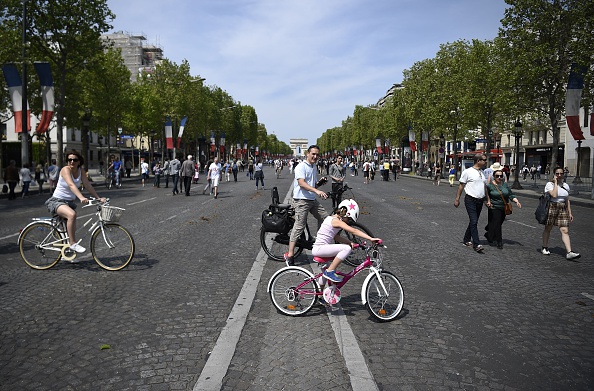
[
  {"x1": 71, "y1": 129, "x2": 76, "y2": 141},
  {"x1": 90, "y1": 151, "x2": 94, "y2": 162}
]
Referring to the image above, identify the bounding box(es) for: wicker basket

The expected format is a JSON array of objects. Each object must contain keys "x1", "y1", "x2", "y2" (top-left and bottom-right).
[{"x1": 100, "y1": 205, "x2": 125, "y2": 222}]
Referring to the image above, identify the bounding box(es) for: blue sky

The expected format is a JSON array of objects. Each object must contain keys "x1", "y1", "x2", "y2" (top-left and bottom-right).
[{"x1": 107, "y1": 0, "x2": 508, "y2": 146}]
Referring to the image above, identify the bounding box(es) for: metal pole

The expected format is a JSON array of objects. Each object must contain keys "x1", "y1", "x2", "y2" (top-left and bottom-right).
[
  {"x1": 573, "y1": 140, "x2": 582, "y2": 184},
  {"x1": 21, "y1": 0, "x2": 29, "y2": 166},
  {"x1": 512, "y1": 120, "x2": 523, "y2": 190}
]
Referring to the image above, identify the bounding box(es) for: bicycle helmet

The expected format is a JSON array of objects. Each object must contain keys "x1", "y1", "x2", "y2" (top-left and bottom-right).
[{"x1": 338, "y1": 199, "x2": 359, "y2": 222}]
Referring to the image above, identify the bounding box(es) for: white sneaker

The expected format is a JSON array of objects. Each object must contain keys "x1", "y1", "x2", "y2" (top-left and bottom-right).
[
  {"x1": 69, "y1": 243, "x2": 86, "y2": 253},
  {"x1": 566, "y1": 251, "x2": 581, "y2": 260},
  {"x1": 541, "y1": 247, "x2": 550, "y2": 255}
]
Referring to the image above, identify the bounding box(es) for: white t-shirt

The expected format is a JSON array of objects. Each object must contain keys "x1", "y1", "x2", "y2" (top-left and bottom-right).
[
  {"x1": 459, "y1": 167, "x2": 487, "y2": 199},
  {"x1": 544, "y1": 181, "x2": 569, "y2": 203},
  {"x1": 209, "y1": 162, "x2": 222, "y2": 178},
  {"x1": 293, "y1": 160, "x2": 317, "y2": 200},
  {"x1": 141, "y1": 162, "x2": 149, "y2": 174}
]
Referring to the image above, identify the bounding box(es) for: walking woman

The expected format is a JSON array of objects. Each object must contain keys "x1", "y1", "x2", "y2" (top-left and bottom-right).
[
  {"x1": 541, "y1": 167, "x2": 580, "y2": 260},
  {"x1": 484, "y1": 169, "x2": 521, "y2": 249}
]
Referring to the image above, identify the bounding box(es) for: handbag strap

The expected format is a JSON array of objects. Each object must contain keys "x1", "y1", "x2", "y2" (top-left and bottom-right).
[{"x1": 493, "y1": 183, "x2": 510, "y2": 207}]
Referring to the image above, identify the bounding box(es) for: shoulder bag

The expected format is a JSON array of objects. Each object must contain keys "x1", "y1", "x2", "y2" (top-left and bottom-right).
[
  {"x1": 535, "y1": 193, "x2": 550, "y2": 224},
  {"x1": 493, "y1": 184, "x2": 512, "y2": 215}
]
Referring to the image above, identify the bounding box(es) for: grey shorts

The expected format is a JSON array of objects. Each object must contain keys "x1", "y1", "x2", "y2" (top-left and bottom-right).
[{"x1": 45, "y1": 197, "x2": 77, "y2": 215}]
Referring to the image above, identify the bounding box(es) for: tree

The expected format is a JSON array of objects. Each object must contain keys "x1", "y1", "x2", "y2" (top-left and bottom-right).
[
  {"x1": 10, "y1": 0, "x2": 116, "y2": 167},
  {"x1": 499, "y1": 0, "x2": 594, "y2": 168}
]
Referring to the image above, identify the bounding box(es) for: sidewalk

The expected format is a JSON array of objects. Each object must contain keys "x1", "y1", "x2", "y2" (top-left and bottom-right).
[{"x1": 399, "y1": 172, "x2": 594, "y2": 208}]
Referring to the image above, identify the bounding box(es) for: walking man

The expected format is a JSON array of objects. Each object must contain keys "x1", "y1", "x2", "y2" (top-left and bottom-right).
[
  {"x1": 180, "y1": 155, "x2": 195, "y2": 196},
  {"x1": 207, "y1": 157, "x2": 222, "y2": 199},
  {"x1": 329, "y1": 155, "x2": 346, "y2": 209},
  {"x1": 454, "y1": 154, "x2": 491, "y2": 253},
  {"x1": 169, "y1": 155, "x2": 181, "y2": 195}
]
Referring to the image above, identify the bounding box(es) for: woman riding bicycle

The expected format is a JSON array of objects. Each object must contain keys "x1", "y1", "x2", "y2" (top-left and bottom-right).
[
  {"x1": 44, "y1": 150, "x2": 106, "y2": 253},
  {"x1": 312, "y1": 199, "x2": 381, "y2": 283}
]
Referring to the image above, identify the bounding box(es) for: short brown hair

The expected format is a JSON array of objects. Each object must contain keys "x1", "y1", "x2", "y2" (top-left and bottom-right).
[{"x1": 66, "y1": 150, "x2": 84, "y2": 167}]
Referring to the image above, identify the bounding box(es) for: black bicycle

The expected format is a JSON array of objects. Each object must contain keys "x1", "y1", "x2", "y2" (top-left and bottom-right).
[{"x1": 260, "y1": 185, "x2": 374, "y2": 266}]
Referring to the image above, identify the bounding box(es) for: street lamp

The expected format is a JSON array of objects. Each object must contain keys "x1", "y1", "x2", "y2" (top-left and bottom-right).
[
  {"x1": 375, "y1": 136, "x2": 382, "y2": 160},
  {"x1": 512, "y1": 119, "x2": 523, "y2": 190},
  {"x1": 220, "y1": 132, "x2": 226, "y2": 161}
]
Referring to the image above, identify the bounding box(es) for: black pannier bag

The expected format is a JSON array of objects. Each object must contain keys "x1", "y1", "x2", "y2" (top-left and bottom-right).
[{"x1": 262, "y1": 207, "x2": 291, "y2": 233}]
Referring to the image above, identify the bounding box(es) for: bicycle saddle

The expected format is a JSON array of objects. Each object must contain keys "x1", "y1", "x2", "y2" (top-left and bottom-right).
[{"x1": 313, "y1": 256, "x2": 333, "y2": 263}]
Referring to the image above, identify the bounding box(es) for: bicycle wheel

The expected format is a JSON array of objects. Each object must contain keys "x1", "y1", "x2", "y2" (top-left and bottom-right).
[
  {"x1": 104, "y1": 176, "x2": 112, "y2": 190},
  {"x1": 337, "y1": 221, "x2": 374, "y2": 267},
  {"x1": 269, "y1": 268, "x2": 319, "y2": 316},
  {"x1": 19, "y1": 222, "x2": 63, "y2": 270},
  {"x1": 365, "y1": 271, "x2": 404, "y2": 322},
  {"x1": 260, "y1": 227, "x2": 304, "y2": 262},
  {"x1": 90, "y1": 223, "x2": 135, "y2": 270}
]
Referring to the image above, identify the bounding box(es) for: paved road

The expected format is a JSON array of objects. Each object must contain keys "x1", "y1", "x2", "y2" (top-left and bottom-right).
[{"x1": 1, "y1": 168, "x2": 592, "y2": 390}]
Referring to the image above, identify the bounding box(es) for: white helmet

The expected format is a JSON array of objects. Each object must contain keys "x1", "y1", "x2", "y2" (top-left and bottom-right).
[{"x1": 338, "y1": 199, "x2": 359, "y2": 222}]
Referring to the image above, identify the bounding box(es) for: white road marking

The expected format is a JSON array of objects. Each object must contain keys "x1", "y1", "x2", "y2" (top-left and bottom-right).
[
  {"x1": 126, "y1": 197, "x2": 156, "y2": 206},
  {"x1": 0, "y1": 232, "x2": 19, "y2": 241},
  {"x1": 581, "y1": 292, "x2": 594, "y2": 301},
  {"x1": 159, "y1": 215, "x2": 177, "y2": 223},
  {"x1": 507, "y1": 219, "x2": 538, "y2": 229}
]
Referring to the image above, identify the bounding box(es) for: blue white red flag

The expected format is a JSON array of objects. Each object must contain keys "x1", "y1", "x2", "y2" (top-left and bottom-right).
[
  {"x1": 176, "y1": 117, "x2": 188, "y2": 147},
  {"x1": 565, "y1": 63, "x2": 586, "y2": 141},
  {"x1": 2, "y1": 64, "x2": 30, "y2": 133},
  {"x1": 408, "y1": 129, "x2": 417, "y2": 152},
  {"x1": 165, "y1": 118, "x2": 173, "y2": 149},
  {"x1": 33, "y1": 62, "x2": 54, "y2": 133},
  {"x1": 421, "y1": 131, "x2": 429, "y2": 151}
]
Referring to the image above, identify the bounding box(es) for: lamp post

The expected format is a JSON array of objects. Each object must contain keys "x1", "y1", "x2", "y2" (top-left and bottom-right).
[
  {"x1": 512, "y1": 119, "x2": 523, "y2": 190},
  {"x1": 573, "y1": 140, "x2": 582, "y2": 184},
  {"x1": 81, "y1": 109, "x2": 91, "y2": 169},
  {"x1": 220, "y1": 132, "x2": 226, "y2": 161}
]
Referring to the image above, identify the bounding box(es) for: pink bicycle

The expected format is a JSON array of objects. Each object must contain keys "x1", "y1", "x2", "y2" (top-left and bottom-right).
[{"x1": 267, "y1": 241, "x2": 404, "y2": 322}]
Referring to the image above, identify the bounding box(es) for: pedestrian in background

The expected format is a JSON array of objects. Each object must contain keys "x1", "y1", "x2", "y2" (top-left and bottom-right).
[
  {"x1": 19, "y1": 163, "x2": 32, "y2": 198},
  {"x1": 248, "y1": 158, "x2": 254, "y2": 180},
  {"x1": 125, "y1": 158, "x2": 133, "y2": 178},
  {"x1": 3, "y1": 160, "x2": 20, "y2": 200},
  {"x1": 35, "y1": 160, "x2": 46, "y2": 194},
  {"x1": 180, "y1": 155, "x2": 195, "y2": 196},
  {"x1": 484, "y1": 169, "x2": 521, "y2": 249},
  {"x1": 363, "y1": 159, "x2": 371, "y2": 184},
  {"x1": 140, "y1": 158, "x2": 150, "y2": 187},
  {"x1": 152, "y1": 162, "x2": 162, "y2": 187},
  {"x1": 541, "y1": 167, "x2": 580, "y2": 260},
  {"x1": 329, "y1": 155, "x2": 346, "y2": 209},
  {"x1": 208, "y1": 157, "x2": 222, "y2": 199},
  {"x1": 232, "y1": 159, "x2": 239, "y2": 182},
  {"x1": 448, "y1": 165, "x2": 456, "y2": 187},
  {"x1": 254, "y1": 159, "x2": 264, "y2": 190},
  {"x1": 162, "y1": 157, "x2": 171, "y2": 188},
  {"x1": 433, "y1": 163, "x2": 442, "y2": 186},
  {"x1": 169, "y1": 155, "x2": 181, "y2": 195},
  {"x1": 454, "y1": 154, "x2": 490, "y2": 253}
]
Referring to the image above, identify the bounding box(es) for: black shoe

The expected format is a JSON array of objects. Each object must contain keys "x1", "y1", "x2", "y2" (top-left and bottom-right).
[
  {"x1": 473, "y1": 245, "x2": 485, "y2": 253},
  {"x1": 497, "y1": 242, "x2": 503, "y2": 249}
]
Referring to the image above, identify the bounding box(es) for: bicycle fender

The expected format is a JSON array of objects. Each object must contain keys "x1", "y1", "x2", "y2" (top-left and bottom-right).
[
  {"x1": 17, "y1": 220, "x2": 53, "y2": 244},
  {"x1": 360, "y1": 267, "x2": 382, "y2": 305},
  {"x1": 266, "y1": 266, "x2": 314, "y2": 293}
]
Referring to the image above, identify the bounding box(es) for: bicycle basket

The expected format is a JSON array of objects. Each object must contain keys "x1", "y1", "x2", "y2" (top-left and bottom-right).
[{"x1": 100, "y1": 205, "x2": 125, "y2": 222}]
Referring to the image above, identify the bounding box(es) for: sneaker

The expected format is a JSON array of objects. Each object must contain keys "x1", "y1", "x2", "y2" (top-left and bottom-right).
[
  {"x1": 566, "y1": 251, "x2": 581, "y2": 260},
  {"x1": 463, "y1": 241, "x2": 473, "y2": 248},
  {"x1": 473, "y1": 245, "x2": 484, "y2": 253},
  {"x1": 541, "y1": 247, "x2": 551, "y2": 255},
  {"x1": 69, "y1": 243, "x2": 86, "y2": 253},
  {"x1": 284, "y1": 252, "x2": 295, "y2": 267},
  {"x1": 323, "y1": 270, "x2": 343, "y2": 283}
]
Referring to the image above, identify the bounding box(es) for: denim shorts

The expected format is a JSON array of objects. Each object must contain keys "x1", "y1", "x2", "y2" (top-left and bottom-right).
[{"x1": 45, "y1": 197, "x2": 77, "y2": 215}]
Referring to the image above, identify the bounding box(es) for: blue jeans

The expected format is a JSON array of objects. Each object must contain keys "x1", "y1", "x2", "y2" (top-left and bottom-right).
[{"x1": 464, "y1": 195, "x2": 484, "y2": 247}]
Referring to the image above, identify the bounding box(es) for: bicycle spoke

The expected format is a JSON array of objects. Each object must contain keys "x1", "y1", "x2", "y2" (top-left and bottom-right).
[
  {"x1": 19, "y1": 223, "x2": 63, "y2": 270},
  {"x1": 91, "y1": 224, "x2": 135, "y2": 271}
]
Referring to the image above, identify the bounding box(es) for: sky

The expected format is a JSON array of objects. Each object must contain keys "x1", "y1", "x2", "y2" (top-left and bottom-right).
[{"x1": 107, "y1": 0, "x2": 509, "y2": 146}]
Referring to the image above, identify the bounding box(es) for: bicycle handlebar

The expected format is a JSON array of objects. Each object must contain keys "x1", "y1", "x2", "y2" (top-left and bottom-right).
[{"x1": 84, "y1": 197, "x2": 110, "y2": 207}]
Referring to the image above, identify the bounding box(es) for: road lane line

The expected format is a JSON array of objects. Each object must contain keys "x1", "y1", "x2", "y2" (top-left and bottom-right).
[
  {"x1": 507, "y1": 219, "x2": 538, "y2": 229},
  {"x1": 158, "y1": 215, "x2": 177, "y2": 224},
  {"x1": 193, "y1": 238, "x2": 267, "y2": 391},
  {"x1": 581, "y1": 293, "x2": 594, "y2": 301},
  {"x1": 312, "y1": 263, "x2": 379, "y2": 391},
  {"x1": 0, "y1": 232, "x2": 19, "y2": 241},
  {"x1": 126, "y1": 197, "x2": 156, "y2": 206}
]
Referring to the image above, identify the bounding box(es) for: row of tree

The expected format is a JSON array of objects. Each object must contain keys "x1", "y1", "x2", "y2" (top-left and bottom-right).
[
  {"x1": 317, "y1": 0, "x2": 593, "y2": 170},
  {"x1": 0, "y1": 0, "x2": 291, "y2": 168}
]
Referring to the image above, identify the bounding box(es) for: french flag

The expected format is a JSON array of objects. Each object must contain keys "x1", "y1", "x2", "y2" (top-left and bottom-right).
[
  {"x1": 176, "y1": 117, "x2": 187, "y2": 148},
  {"x1": 165, "y1": 118, "x2": 173, "y2": 149},
  {"x1": 33, "y1": 62, "x2": 54, "y2": 133},
  {"x1": 565, "y1": 63, "x2": 586, "y2": 141},
  {"x1": 408, "y1": 129, "x2": 417, "y2": 152},
  {"x1": 1, "y1": 64, "x2": 30, "y2": 133},
  {"x1": 421, "y1": 131, "x2": 429, "y2": 151}
]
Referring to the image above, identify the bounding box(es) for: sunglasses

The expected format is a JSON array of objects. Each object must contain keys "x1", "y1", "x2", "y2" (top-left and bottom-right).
[
  {"x1": 555, "y1": 172, "x2": 564, "y2": 175},
  {"x1": 479, "y1": 158, "x2": 487, "y2": 161},
  {"x1": 67, "y1": 158, "x2": 79, "y2": 162},
  {"x1": 494, "y1": 175, "x2": 504, "y2": 178}
]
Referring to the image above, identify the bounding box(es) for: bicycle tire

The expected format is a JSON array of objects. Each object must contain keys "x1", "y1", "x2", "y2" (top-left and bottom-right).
[
  {"x1": 336, "y1": 221, "x2": 374, "y2": 267},
  {"x1": 19, "y1": 222, "x2": 63, "y2": 270},
  {"x1": 365, "y1": 271, "x2": 404, "y2": 322},
  {"x1": 91, "y1": 223, "x2": 135, "y2": 270},
  {"x1": 105, "y1": 176, "x2": 112, "y2": 190},
  {"x1": 269, "y1": 268, "x2": 319, "y2": 316},
  {"x1": 260, "y1": 227, "x2": 304, "y2": 262}
]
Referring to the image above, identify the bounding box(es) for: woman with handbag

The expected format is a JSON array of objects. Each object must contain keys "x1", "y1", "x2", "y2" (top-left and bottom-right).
[
  {"x1": 541, "y1": 167, "x2": 580, "y2": 260},
  {"x1": 484, "y1": 169, "x2": 521, "y2": 249}
]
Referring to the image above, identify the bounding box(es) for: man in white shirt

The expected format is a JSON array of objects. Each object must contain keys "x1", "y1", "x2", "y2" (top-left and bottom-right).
[
  {"x1": 284, "y1": 145, "x2": 329, "y2": 266},
  {"x1": 454, "y1": 154, "x2": 491, "y2": 253},
  {"x1": 208, "y1": 157, "x2": 222, "y2": 199}
]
